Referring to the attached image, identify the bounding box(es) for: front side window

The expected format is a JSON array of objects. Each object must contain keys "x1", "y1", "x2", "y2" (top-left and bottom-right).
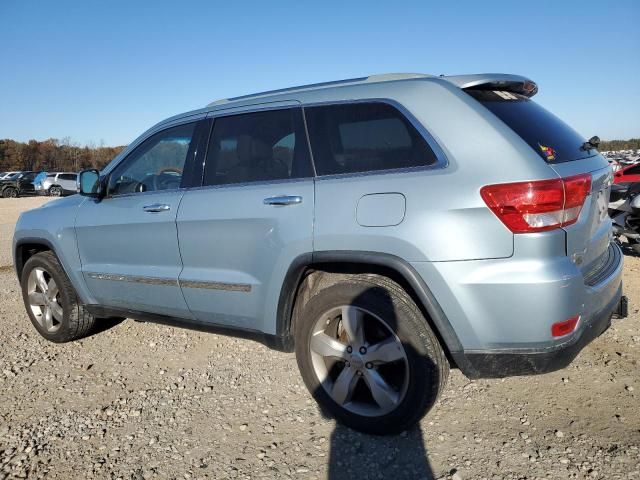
[
  {"x1": 58, "y1": 173, "x2": 77, "y2": 181},
  {"x1": 203, "y1": 108, "x2": 312, "y2": 186},
  {"x1": 108, "y1": 122, "x2": 196, "y2": 195},
  {"x1": 304, "y1": 102, "x2": 438, "y2": 176}
]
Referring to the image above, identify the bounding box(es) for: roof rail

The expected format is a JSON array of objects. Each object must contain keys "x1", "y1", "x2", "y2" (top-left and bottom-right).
[{"x1": 206, "y1": 73, "x2": 431, "y2": 107}]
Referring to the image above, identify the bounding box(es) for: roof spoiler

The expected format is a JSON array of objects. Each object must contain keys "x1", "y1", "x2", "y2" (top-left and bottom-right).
[{"x1": 443, "y1": 73, "x2": 538, "y2": 97}]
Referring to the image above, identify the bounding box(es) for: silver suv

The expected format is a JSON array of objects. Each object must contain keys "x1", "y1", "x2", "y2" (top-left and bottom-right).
[
  {"x1": 36, "y1": 172, "x2": 78, "y2": 196},
  {"x1": 13, "y1": 73, "x2": 626, "y2": 434}
]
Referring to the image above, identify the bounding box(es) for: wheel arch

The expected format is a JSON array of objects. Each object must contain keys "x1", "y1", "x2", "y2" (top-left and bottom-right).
[
  {"x1": 48, "y1": 184, "x2": 63, "y2": 195},
  {"x1": 2, "y1": 185, "x2": 18, "y2": 197},
  {"x1": 276, "y1": 251, "x2": 465, "y2": 366},
  {"x1": 14, "y1": 238, "x2": 58, "y2": 279}
]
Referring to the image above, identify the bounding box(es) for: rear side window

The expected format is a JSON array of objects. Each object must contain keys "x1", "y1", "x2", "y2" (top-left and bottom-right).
[
  {"x1": 203, "y1": 108, "x2": 312, "y2": 186},
  {"x1": 467, "y1": 90, "x2": 594, "y2": 164},
  {"x1": 59, "y1": 173, "x2": 77, "y2": 181},
  {"x1": 305, "y1": 103, "x2": 438, "y2": 176}
]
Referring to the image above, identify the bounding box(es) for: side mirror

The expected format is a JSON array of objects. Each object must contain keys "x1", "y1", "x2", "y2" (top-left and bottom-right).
[{"x1": 77, "y1": 169, "x2": 103, "y2": 197}]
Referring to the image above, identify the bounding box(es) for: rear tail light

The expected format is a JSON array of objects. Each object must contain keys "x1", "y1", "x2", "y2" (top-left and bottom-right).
[
  {"x1": 480, "y1": 173, "x2": 591, "y2": 233},
  {"x1": 551, "y1": 315, "x2": 580, "y2": 337}
]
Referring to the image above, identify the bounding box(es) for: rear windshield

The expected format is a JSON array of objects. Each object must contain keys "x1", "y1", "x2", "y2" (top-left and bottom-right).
[{"x1": 467, "y1": 90, "x2": 595, "y2": 164}]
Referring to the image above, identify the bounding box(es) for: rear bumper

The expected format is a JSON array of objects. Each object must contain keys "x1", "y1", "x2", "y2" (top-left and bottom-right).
[
  {"x1": 457, "y1": 289, "x2": 625, "y2": 378},
  {"x1": 411, "y1": 240, "x2": 625, "y2": 379}
]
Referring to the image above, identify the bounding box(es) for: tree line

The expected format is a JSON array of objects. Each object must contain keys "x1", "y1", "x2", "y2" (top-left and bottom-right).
[
  {"x1": 1, "y1": 136, "x2": 638, "y2": 175},
  {"x1": 598, "y1": 138, "x2": 640, "y2": 151},
  {"x1": 0, "y1": 138, "x2": 126, "y2": 173}
]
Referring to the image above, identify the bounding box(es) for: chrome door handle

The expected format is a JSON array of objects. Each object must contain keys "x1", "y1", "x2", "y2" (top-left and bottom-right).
[
  {"x1": 143, "y1": 203, "x2": 171, "y2": 213},
  {"x1": 263, "y1": 195, "x2": 303, "y2": 206}
]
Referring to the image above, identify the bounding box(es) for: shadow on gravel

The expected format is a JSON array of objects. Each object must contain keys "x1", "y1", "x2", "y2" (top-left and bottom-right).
[
  {"x1": 327, "y1": 425, "x2": 434, "y2": 479},
  {"x1": 86, "y1": 316, "x2": 126, "y2": 338},
  {"x1": 313, "y1": 287, "x2": 437, "y2": 479}
]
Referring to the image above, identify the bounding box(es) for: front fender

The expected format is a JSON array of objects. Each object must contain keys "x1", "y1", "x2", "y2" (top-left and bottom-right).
[{"x1": 13, "y1": 196, "x2": 96, "y2": 305}]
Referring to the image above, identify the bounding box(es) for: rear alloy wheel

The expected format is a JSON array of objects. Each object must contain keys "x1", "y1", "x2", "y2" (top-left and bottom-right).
[
  {"x1": 21, "y1": 251, "x2": 96, "y2": 342},
  {"x1": 3, "y1": 187, "x2": 17, "y2": 198},
  {"x1": 309, "y1": 305, "x2": 410, "y2": 417},
  {"x1": 49, "y1": 186, "x2": 62, "y2": 197},
  {"x1": 295, "y1": 274, "x2": 449, "y2": 435}
]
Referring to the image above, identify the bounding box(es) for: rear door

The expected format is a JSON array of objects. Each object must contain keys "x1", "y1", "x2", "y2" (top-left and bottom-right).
[
  {"x1": 467, "y1": 89, "x2": 612, "y2": 273},
  {"x1": 549, "y1": 159, "x2": 612, "y2": 273},
  {"x1": 176, "y1": 106, "x2": 315, "y2": 333}
]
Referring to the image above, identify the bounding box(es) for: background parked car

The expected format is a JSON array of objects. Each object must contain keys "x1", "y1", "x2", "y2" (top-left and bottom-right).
[
  {"x1": 0, "y1": 171, "x2": 20, "y2": 180},
  {"x1": 614, "y1": 163, "x2": 640, "y2": 184},
  {"x1": 0, "y1": 171, "x2": 37, "y2": 198},
  {"x1": 35, "y1": 172, "x2": 78, "y2": 196}
]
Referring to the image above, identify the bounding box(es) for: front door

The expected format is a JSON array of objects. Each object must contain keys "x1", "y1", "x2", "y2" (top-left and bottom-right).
[
  {"x1": 177, "y1": 107, "x2": 315, "y2": 333},
  {"x1": 75, "y1": 120, "x2": 203, "y2": 318}
]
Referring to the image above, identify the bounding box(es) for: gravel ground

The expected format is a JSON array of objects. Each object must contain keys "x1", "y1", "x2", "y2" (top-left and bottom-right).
[
  {"x1": 0, "y1": 197, "x2": 49, "y2": 267},
  {"x1": 0, "y1": 198, "x2": 639, "y2": 480}
]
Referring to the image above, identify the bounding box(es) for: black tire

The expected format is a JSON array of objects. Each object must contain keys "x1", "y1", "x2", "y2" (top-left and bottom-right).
[
  {"x1": 3, "y1": 187, "x2": 17, "y2": 198},
  {"x1": 20, "y1": 251, "x2": 96, "y2": 342},
  {"x1": 294, "y1": 274, "x2": 449, "y2": 435},
  {"x1": 49, "y1": 186, "x2": 62, "y2": 197}
]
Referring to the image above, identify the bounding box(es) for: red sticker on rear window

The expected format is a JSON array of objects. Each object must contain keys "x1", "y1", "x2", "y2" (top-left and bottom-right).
[{"x1": 538, "y1": 144, "x2": 556, "y2": 161}]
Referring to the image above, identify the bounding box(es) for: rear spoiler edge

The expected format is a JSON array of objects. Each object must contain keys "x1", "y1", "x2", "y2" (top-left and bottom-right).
[{"x1": 443, "y1": 73, "x2": 538, "y2": 97}]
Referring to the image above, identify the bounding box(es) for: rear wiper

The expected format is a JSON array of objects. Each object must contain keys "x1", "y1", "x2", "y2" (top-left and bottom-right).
[{"x1": 581, "y1": 135, "x2": 600, "y2": 151}]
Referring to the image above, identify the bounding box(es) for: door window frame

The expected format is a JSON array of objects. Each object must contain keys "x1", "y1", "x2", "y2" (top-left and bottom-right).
[
  {"x1": 101, "y1": 118, "x2": 209, "y2": 199},
  {"x1": 189, "y1": 105, "x2": 316, "y2": 191},
  {"x1": 301, "y1": 98, "x2": 448, "y2": 181},
  {"x1": 109, "y1": 98, "x2": 449, "y2": 196}
]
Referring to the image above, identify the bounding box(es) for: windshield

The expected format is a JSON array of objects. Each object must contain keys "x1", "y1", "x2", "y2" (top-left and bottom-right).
[{"x1": 467, "y1": 90, "x2": 596, "y2": 164}]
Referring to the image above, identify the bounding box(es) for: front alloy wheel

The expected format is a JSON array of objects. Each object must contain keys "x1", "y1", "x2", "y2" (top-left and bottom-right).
[
  {"x1": 21, "y1": 251, "x2": 96, "y2": 342},
  {"x1": 27, "y1": 267, "x2": 64, "y2": 333},
  {"x1": 3, "y1": 187, "x2": 17, "y2": 198}
]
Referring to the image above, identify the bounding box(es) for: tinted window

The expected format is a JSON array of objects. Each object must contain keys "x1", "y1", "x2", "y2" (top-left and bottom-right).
[
  {"x1": 624, "y1": 164, "x2": 640, "y2": 175},
  {"x1": 59, "y1": 173, "x2": 77, "y2": 181},
  {"x1": 467, "y1": 90, "x2": 594, "y2": 164},
  {"x1": 304, "y1": 103, "x2": 437, "y2": 176},
  {"x1": 203, "y1": 108, "x2": 312, "y2": 186},
  {"x1": 109, "y1": 122, "x2": 196, "y2": 195}
]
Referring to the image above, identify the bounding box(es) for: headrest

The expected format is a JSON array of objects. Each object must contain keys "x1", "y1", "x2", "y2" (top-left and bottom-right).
[{"x1": 237, "y1": 135, "x2": 271, "y2": 163}]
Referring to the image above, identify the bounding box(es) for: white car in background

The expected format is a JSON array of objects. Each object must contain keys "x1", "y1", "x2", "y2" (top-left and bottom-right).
[
  {"x1": 0, "y1": 171, "x2": 20, "y2": 180},
  {"x1": 36, "y1": 172, "x2": 78, "y2": 196}
]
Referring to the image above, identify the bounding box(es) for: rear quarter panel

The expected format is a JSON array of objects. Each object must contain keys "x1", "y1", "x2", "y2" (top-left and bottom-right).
[{"x1": 310, "y1": 79, "x2": 559, "y2": 262}]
